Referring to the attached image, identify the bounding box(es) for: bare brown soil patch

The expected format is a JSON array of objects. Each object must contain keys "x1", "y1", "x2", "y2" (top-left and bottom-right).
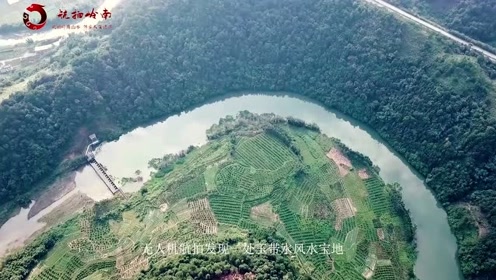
[
  {"x1": 116, "y1": 255, "x2": 149, "y2": 279},
  {"x1": 326, "y1": 148, "x2": 352, "y2": 176},
  {"x1": 459, "y1": 203, "x2": 490, "y2": 238},
  {"x1": 362, "y1": 267, "x2": 374, "y2": 279},
  {"x1": 188, "y1": 198, "x2": 218, "y2": 235},
  {"x1": 65, "y1": 127, "x2": 90, "y2": 160},
  {"x1": 39, "y1": 192, "x2": 93, "y2": 226},
  {"x1": 250, "y1": 202, "x2": 279, "y2": 223},
  {"x1": 331, "y1": 198, "x2": 356, "y2": 230},
  {"x1": 28, "y1": 172, "x2": 77, "y2": 219},
  {"x1": 362, "y1": 268, "x2": 374, "y2": 279},
  {"x1": 358, "y1": 169, "x2": 370, "y2": 179},
  {"x1": 362, "y1": 253, "x2": 377, "y2": 279},
  {"x1": 159, "y1": 203, "x2": 169, "y2": 212},
  {"x1": 219, "y1": 273, "x2": 256, "y2": 280},
  {"x1": 376, "y1": 228, "x2": 385, "y2": 241}
]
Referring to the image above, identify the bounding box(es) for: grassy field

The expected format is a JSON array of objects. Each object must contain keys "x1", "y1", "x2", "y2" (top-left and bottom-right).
[{"x1": 23, "y1": 112, "x2": 415, "y2": 280}]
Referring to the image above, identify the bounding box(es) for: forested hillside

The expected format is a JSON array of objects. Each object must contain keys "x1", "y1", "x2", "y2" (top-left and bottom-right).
[
  {"x1": 0, "y1": 0, "x2": 495, "y2": 278},
  {"x1": 387, "y1": 0, "x2": 496, "y2": 48}
]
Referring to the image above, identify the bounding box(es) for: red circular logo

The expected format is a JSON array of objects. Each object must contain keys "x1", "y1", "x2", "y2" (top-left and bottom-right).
[{"x1": 23, "y1": 4, "x2": 47, "y2": 30}]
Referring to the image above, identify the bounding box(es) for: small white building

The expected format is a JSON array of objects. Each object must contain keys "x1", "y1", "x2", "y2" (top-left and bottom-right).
[{"x1": 89, "y1": 134, "x2": 98, "y2": 142}]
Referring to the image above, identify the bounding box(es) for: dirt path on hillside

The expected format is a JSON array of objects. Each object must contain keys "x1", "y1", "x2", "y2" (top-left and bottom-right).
[{"x1": 457, "y1": 202, "x2": 490, "y2": 238}]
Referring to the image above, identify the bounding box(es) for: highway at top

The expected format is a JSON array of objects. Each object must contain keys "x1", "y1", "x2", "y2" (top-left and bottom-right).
[{"x1": 366, "y1": 0, "x2": 496, "y2": 63}]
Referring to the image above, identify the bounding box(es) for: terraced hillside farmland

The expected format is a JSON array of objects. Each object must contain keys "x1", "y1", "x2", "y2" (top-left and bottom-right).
[{"x1": 8, "y1": 112, "x2": 415, "y2": 280}]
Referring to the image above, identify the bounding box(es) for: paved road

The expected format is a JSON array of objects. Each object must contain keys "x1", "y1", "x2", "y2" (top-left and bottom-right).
[{"x1": 366, "y1": 0, "x2": 496, "y2": 62}]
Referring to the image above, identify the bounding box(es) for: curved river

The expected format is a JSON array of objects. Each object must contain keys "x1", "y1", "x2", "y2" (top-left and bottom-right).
[{"x1": 0, "y1": 94, "x2": 460, "y2": 280}]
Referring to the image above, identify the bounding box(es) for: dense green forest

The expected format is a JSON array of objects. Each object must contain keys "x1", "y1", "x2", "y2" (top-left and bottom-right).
[
  {"x1": 0, "y1": 231, "x2": 62, "y2": 279},
  {"x1": 139, "y1": 218, "x2": 301, "y2": 280},
  {"x1": 386, "y1": 0, "x2": 496, "y2": 48},
  {"x1": 0, "y1": 0, "x2": 496, "y2": 278},
  {"x1": 139, "y1": 242, "x2": 301, "y2": 280}
]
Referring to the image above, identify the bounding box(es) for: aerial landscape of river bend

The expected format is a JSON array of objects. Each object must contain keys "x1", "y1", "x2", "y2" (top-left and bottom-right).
[
  {"x1": 0, "y1": 93, "x2": 460, "y2": 280},
  {"x1": 1, "y1": 0, "x2": 495, "y2": 277}
]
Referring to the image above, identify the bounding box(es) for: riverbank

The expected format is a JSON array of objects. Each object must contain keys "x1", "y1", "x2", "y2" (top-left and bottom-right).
[
  {"x1": 27, "y1": 173, "x2": 77, "y2": 219},
  {"x1": 0, "y1": 157, "x2": 86, "y2": 233}
]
